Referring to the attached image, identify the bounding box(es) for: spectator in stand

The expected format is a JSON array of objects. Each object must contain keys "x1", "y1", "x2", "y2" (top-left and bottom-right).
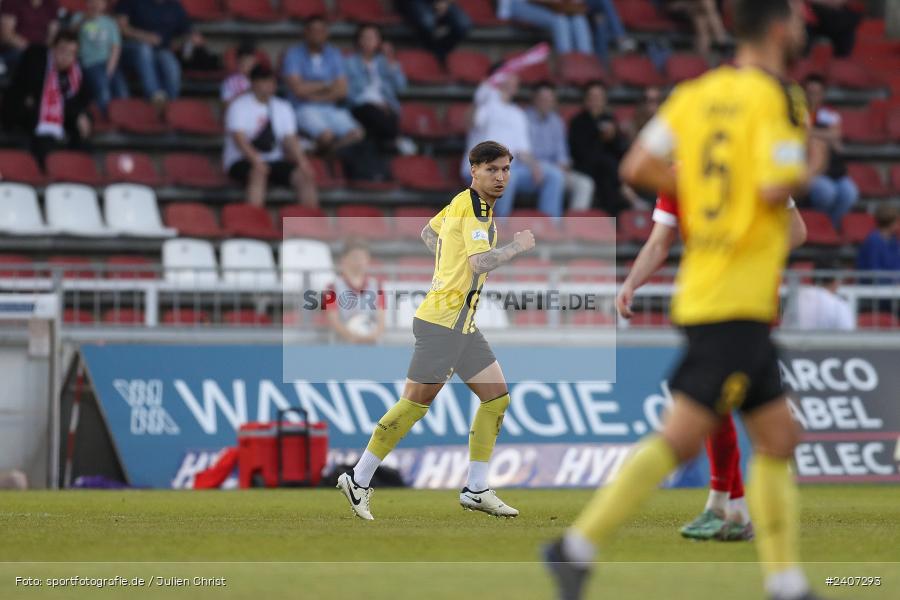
[
  {"x1": 805, "y1": 0, "x2": 862, "y2": 57},
  {"x1": 345, "y1": 24, "x2": 411, "y2": 153},
  {"x1": 786, "y1": 262, "x2": 855, "y2": 330},
  {"x1": 220, "y1": 40, "x2": 256, "y2": 106},
  {"x1": 116, "y1": 0, "x2": 201, "y2": 105},
  {"x1": 0, "y1": 0, "x2": 59, "y2": 71},
  {"x1": 661, "y1": 0, "x2": 728, "y2": 60},
  {"x1": 856, "y1": 205, "x2": 900, "y2": 276},
  {"x1": 325, "y1": 240, "x2": 386, "y2": 345},
  {"x1": 498, "y1": 0, "x2": 593, "y2": 56},
  {"x1": 2, "y1": 30, "x2": 92, "y2": 168},
  {"x1": 628, "y1": 85, "x2": 662, "y2": 140},
  {"x1": 73, "y1": 0, "x2": 127, "y2": 117},
  {"x1": 586, "y1": 0, "x2": 635, "y2": 63},
  {"x1": 568, "y1": 81, "x2": 630, "y2": 214},
  {"x1": 397, "y1": 0, "x2": 471, "y2": 64},
  {"x1": 223, "y1": 65, "x2": 318, "y2": 208},
  {"x1": 526, "y1": 83, "x2": 594, "y2": 211},
  {"x1": 804, "y1": 74, "x2": 858, "y2": 229},
  {"x1": 283, "y1": 16, "x2": 364, "y2": 152}
]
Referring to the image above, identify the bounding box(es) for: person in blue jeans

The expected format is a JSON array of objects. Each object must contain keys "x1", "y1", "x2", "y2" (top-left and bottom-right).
[
  {"x1": 498, "y1": 0, "x2": 593, "y2": 55},
  {"x1": 116, "y1": 0, "x2": 196, "y2": 105},
  {"x1": 397, "y1": 0, "x2": 471, "y2": 63},
  {"x1": 75, "y1": 0, "x2": 127, "y2": 116},
  {"x1": 586, "y1": 0, "x2": 635, "y2": 62}
]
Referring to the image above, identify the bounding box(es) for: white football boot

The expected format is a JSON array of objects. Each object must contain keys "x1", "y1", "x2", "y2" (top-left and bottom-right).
[
  {"x1": 459, "y1": 487, "x2": 519, "y2": 517},
  {"x1": 336, "y1": 472, "x2": 374, "y2": 521}
]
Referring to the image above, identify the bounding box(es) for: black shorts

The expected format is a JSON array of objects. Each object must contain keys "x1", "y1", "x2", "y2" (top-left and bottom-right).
[
  {"x1": 406, "y1": 318, "x2": 497, "y2": 384},
  {"x1": 669, "y1": 320, "x2": 784, "y2": 416},
  {"x1": 228, "y1": 160, "x2": 296, "y2": 187}
]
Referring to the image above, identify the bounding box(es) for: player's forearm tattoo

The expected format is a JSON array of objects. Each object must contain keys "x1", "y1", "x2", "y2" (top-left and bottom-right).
[
  {"x1": 421, "y1": 226, "x2": 439, "y2": 254},
  {"x1": 470, "y1": 241, "x2": 524, "y2": 274}
]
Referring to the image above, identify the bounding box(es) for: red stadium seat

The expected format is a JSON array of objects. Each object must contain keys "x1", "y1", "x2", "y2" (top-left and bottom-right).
[
  {"x1": 108, "y1": 99, "x2": 167, "y2": 135},
  {"x1": 279, "y1": 205, "x2": 336, "y2": 240},
  {"x1": 400, "y1": 103, "x2": 445, "y2": 139},
  {"x1": 164, "y1": 202, "x2": 224, "y2": 238},
  {"x1": 569, "y1": 311, "x2": 615, "y2": 326},
  {"x1": 182, "y1": 0, "x2": 228, "y2": 21},
  {"x1": 514, "y1": 311, "x2": 549, "y2": 326},
  {"x1": 491, "y1": 257, "x2": 554, "y2": 282},
  {"x1": 847, "y1": 163, "x2": 889, "y2": 198},
  {"x1": 335, "y1": 0, "x2": 401, "y2": 24},
  {"x1": 665, "y1": 53, "x2": 709, "y2": 84},
  {"x1": 891, "y1": 165, "x2": 900, "y2": 193},
  {"x1": 102, "y1": 308, "x2": 146, "y2": 325},
  {"x1": 162, "y1": 308, "x2": 211, "y2": 325},
  {"x1": 0, "y1": 254, "x2": 35, "y2": 278},
  {"x1": 837, "y1": 108, "x2": 886, "y2": 144},
  {"x1": 558, "y1": 104, "x2": 581, "y2": 126},
  {"x1": 391, "y1": 156, "x2": 455, "y2": 192},
  {"x1": 59, "y1": 0, "x2": 86, "y2": 12},
  {"x1": 166, "y1": 99, "x2": 222, "y2": 136},
  {"x1": 225, "y1": 0, "x2": 280, "y2": 22},
  {"x1": 565, "y1": 258, "x2": 615, "y2": 282},
  {"x1": 335, "y1": 205, "x2": 390, "y2": 240},
  {"x1": 106, "y1": 256, "x2": 157, "y2": 279},
  {"x1": 394, "y1": 206, "x2": 437, "y2": 240},
  {"x1": 446, "y1": 50, "x2": 491, "y2": 85},
  {"x1": 64, "y1": 309, "x2": 94, "y2": 324},
  {"x1": 396, "y1": 49, "x2": 448, "y2": 84},
  {"x1": 800, "y1": 210, "x2": 841, "y2": 246},
  {"x1": 857, "y1": 312, "x2": 898, "y2": 329},
  {"x1": 504, "y1": 209, "x2": 563, "y2": 243},
  {"x1": 105, "y1": 152, "x2": 161, "y2": 186},
  {"x1": 616, "y1": 0, "x2": 677, "y2": 32},
  {"x1": 456, "y1": 0, "x2": 502, "y2": 26},
  {"x1": 49, "y1": 256, "x2": 95, "y2": 279},
  {"x1": 827, "y1": 59, "x2": 881, "y2": 90},
  {"x1": 223, "y1": 309, "x2": 273, "y2": 326},
  {"x1": 0, "y1": 150, "x2": 44, "y2": 185},
  {"x1": 558, "y1": 53, "x2": 608, "y2": 86},
  {"x1": 282, "y1": 0, "x2": 328, "y2": 20},
  {"x1": 444, "y1": 103, "x2": 473, "y2": 136},
  {"x1": 841, "y1": 212, "x2": 875, "y2": 244},
  {"x1": 45, "y1": 151, "x2": 103, "y2": 185},
  {"x1": 515, "y1": 59, "x2": 554, "y2": 86},
  {"x1": 629, "y1": 311, "x2": 670, "y2": 328},
  {"x1": 309, "y1": 158, "x2": 345, "y2": 189},
  {"x1": 611, "y1": 54, "x2": 665, "y2": 87},
  {"x1": 613, "y1": 105, "x2": 636, "y2": 127},
  {"x1": 163, "y1": 153, "x2": 228, "y2": 188},
  {"x1": 887, "y1": 107, "x2": 900, "y2": 142},
  {"x1": 221, "y1": 204, "x2": 280, "y2": 240},
  {"x1": 563, "y1": 209, "x2": 616, "y2": 243},
  {"x1": 394, "y1": 256, "x2": 434, "y2": 282},
  {"x1": 618, "y1": 210, "x2": 654, "y2": 242},
  {"x1": 789, "y1": 260, "x2": 815, "y2": 285}
]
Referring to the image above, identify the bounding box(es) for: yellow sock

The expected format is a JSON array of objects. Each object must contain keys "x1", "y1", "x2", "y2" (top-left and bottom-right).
[
  {"x1": 747, "y1": 455, "x2": 799, "y2": 577},
  {"x1": 365, "y1": 398, "x2": 429, "y2": 460},
  {"x1": 573, "y1": 436, "x2": 678, "y2": 546},
  {"x1": 469, "y1": 393, "x2": 510, "y2": 462}
]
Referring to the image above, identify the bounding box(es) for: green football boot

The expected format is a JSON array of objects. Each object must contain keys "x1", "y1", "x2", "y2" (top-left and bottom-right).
[
  {"x1": 715, "y1": 520, "x2": 755, "y2": 541},
  {"x1": 680, "y1": 509, "x2": 726, "y2": 540}
]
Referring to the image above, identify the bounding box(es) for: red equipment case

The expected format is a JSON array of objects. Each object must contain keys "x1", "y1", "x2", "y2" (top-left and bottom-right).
[{"x1": 238, "y1": 408, "x2": 328, "y2": 488}]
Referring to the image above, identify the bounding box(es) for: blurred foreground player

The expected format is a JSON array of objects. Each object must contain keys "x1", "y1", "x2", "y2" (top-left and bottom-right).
[
  {"x1": 616, "y1": 189, "x2": 807, "y2": 542},
  {"x1": 544, "y1": 1, "x2": 822, "y2": 599},
  {"x1": 337, "y1": 141, "x2": 535, "y2": 520}
]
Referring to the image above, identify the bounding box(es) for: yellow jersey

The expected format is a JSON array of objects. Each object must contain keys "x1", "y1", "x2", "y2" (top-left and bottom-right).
[
  {"x1": 657, "y1": 66, "x2": 808, "y2": 325},
  {"x1": 415, "y1": 188, "x2": 497, "y2": 333}
]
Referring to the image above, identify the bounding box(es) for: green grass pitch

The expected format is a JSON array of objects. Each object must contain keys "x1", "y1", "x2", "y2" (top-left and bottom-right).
[{"x1": 0, "y1": 486, "x2": 897, "y2": 599}]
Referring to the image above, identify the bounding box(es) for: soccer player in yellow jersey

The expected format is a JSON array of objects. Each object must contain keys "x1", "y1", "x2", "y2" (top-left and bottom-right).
[
  {"x1": 544, "y1": 1, "x2": 822, "y2": 599},
  {"x1": 337, "y1": 141, "x2": 535, "y2": 520}
]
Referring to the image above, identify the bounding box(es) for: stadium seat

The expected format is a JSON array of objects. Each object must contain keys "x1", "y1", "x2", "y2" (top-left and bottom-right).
[
  {"x1": 102, "y1": 308, "x2": 146, "y2": 325},
  {"x1": 59, "y1": 0, "x2": 86, "y2": 12},
  {"x1": 45, "y1": 151, "x2": 103, "y2": 186},
  {"x1": 857, "y1": 312, "x2": 898, "y2": 329},
  {"x1": 569, "y1": 310, "x2": 615, "y2": 326},
  {"x1": 565, "y1": 258, "x2": 615, "y2": 282},
  {"x1": 221, "y1": 238, "x2": 279, "y2": 287},
  {"x1": 163, "y1": 153, "x2": 228, "y2": 188},
  {"x1": 182, "y1": 0, "x2": 228, "y2": 21},
  {"x1": 335, "y1": 205, "x2": 391, "y2": 240},
  {"x1": 164, "y1": 202, "x2": 224, "y2": 238},
  {"x1": 0, "y1": 150, "x2": 44, "y2": 185},
  {"x1": 104, "y1": 184, "x2": 177, "y2": 237},
  {"x1": 108, "y1": 99, "x2": 167, "y2": 135},
  {"x1": 161, "y1": 308, "x2": 211, "y2": 326},
  {"x1": 394, "y1": 256, "x2": 435, "y2": 282},
  {"x1": 400, "y1": 103, "x2": 445, "y2": 139},
  {"x1": 105, "y1": 152, "x2": 161, "y2": 186},
  {"x1": 394, "y1": 206, "x2": 438, "y2": 240},
  {"x1": 887, "y1": 107, "x2": 900, "y2": 142},
  {"x1": 827, "y1": 59, "x2": 881, "y2": 90},
  {"x1": 616, "y1": 0, "x2": 677, "y2": 32},
  {"x1": 45, "y1": 184, "x2": 114, "y2": 237},
  {"x1": 396, "y1": 49, "x2": 448, "y2": 84},
  {"x1": 223, "y1": 309, "x2": 273, "y2": 326},
  {"x1": 563, "y1": 209, "x2": 615, "y2": 244},
  {"x1": 106, "y1": 256, "x2": 156, "y2": 279},
  {"x1": 162, "y1": 238, "x2": 219, "y2": 286},
  {"x1": 613, "y1": 105, "x2": 636, "y2": 127},
  {"x1": 491, "y1": 257, "x2": 554, "y2": 282},
  {"x1": 628, "y1": 311, "x2": 670, "y2": 328},
  {"x1": 891, "y1": 165, "x2": 900, "y2": 193},
  {"x1": 514, "y1": 311, "x2": 549, "y2": 326},
  {"x1": 558, "y1": 53, "x2": 608, "y2": 86},
  {"x1": 618, "y1": 210, "x2": 654, "y2": 242},
  {"x1": 64, "y1": 309, "x2": 94, "y2": 324},
  {"x1": 665, "y1": 53, "x2": 709, "y2": 84},
  {"x1": 514, "y1": 59, "x2": 554, "y2": 85},
  {"x1": 0, "y1": 254, "x2": 35, "y2": 278},
  {"x1": 280, "y1": 239, "x2": 335, "y2": 292},
  {"x1": 846, "y1": 163, "x2": 889, "y2": 198},
  {"x1": 225, "y1": 0, "x2": 280, "y2": 22},
  {"x1": 444, "y1": 103, "x2": 473, "y2": 136},
  {"x1": 49, "y1": 256, "x2": 96, "y2": 279},
  {"x1": 837, "y1": 109, "x2": 886, "y2": 145},
  {"x1": 280, "y1": 205, "x2": 335, "y2": 240},
  {"x1": 308, "y1": 157, "x2": 345, "y2": 189},
  {"x1": 800, "y1": 210, "x2": 841, "y2": 246},
  {"x1": 335, "y1": 0, "x2": 401, "y2": 24},
  {"x1": 0, "y1": 183, "x2": 52, "y2": 235},
  {"x1": 841, "y1": 212, "x2": 875, "y2": 244},
  {"x1": 504, "y1": 209, "x2": 563, "y2": 242},
  {"x1": 558, "y1": 104, "x2": 581, "y2": 126},
  {"x1": 221, "y1": 204, "x2": 280, "y2": 240},
  {"x1": 166, "y1": 99, "x2": 222, "y2": 136},
  {"x1": 456, "y1": 0, "x2": 502, "y2": 26},
  {"x1": 446, "y1": 50, "x2": 491, "y2": 85},
  {"x1": 282, "y1": 0, "x2": 328, "y2": 20},
  {"x1": 611, "y1": 55, "x2": 665, "y2": 87},
  {"x1": 391, "y1": 156, "x2": 455, "y2": 192}
]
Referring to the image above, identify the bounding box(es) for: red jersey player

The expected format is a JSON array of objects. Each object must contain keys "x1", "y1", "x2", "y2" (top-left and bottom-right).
[{"x1": 616, "y1": 191, "x2": 807, "y2": 541}]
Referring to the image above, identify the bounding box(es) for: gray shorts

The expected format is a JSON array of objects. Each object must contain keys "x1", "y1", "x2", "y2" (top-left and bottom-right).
[{"x1": 406, "y1": 318, "x2": 497, "y2": 384}]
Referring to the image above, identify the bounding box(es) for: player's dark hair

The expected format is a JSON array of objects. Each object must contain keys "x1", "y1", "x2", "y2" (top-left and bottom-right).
[
  {"x1": 468, "y1": 141, "x2": 513, "y2": 166},
  {"x1": 733, "y1": 0, "x2": 792, "y2": 42},
  {"x1": 52, "y1": 29, "x2": 79, "y2": 46}
]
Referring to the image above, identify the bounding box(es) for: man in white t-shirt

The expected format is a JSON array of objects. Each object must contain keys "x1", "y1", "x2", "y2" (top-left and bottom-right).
[
  {"x1": 787, "y1": 263, "x2": 855, "y2": 331},
  {"x1": 223, "y1": 64, "x2": 317, "y2": 207}
]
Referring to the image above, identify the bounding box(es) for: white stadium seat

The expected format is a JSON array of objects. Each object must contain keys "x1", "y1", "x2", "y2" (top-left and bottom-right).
[
  {"x1": 280, "y1": 239, "x2": 335, "y2": 292},
  {"x1": 162, "y1": 238, "x2": 219, "y2": 286},
  {"x1": 0, "y1": 183, "x2": 53, "y2": 235},
  {"x1": 45, "y1": 183, "x2": 114, "y2": 237},
  {"x1": 221, "y1": 239, "x2": 278, "y2": 288},
  {"x1": 104, "y1": 184, "x2": 176, "y2": 237}
]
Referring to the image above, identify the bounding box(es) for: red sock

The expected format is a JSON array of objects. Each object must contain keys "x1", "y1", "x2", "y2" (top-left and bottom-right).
[
  {"x1": 729, "y1": 445, "x2": 744, "y2": 499},
  {"x1": 706, "y1": 413, "x2": 738, "y2": 493}
]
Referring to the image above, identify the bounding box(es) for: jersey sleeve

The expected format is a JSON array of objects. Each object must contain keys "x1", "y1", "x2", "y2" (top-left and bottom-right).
[
  {"x1": 461, "y1": 203, "x2": 492, "y2": 257},
  {"x1": 428, "y1": 206, "x2": 448, "y2": 234},
  {"x1": 652, "y1": 192, "x2": 679, "y2": 228},
  {"x1": 754, "y1": 85, "x2": 808, "y2": 189}
]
